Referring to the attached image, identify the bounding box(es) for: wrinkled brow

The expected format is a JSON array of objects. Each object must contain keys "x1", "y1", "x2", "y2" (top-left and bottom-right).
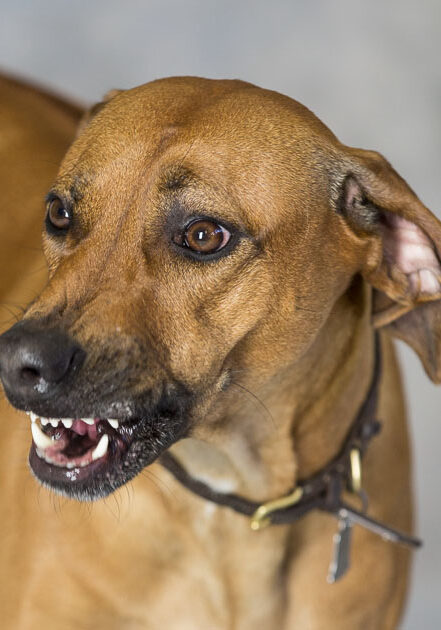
[
  {"x1": 158, "y1": 166, "x2": 196, "y2": 193},
  {"x1": 47, "y1": 173, "x2": 93, "y2": 203}
]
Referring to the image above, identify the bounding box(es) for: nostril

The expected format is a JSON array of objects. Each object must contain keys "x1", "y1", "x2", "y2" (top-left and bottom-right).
[
  {"x1": 0, "y1": 322, "x2": 87, "y2": 403},
  {"x1": 20, "y1": 366, "x2": 41, "y2": 384}
]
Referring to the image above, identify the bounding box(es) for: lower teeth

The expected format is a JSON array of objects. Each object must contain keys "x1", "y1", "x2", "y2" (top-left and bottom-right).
[{"x1": 35, "y1": 448, "x2": 92, "y2": 468}]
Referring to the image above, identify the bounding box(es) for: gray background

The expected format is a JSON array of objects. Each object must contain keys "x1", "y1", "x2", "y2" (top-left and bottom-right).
[{"x1": 0, "y1": 1, "x2": 439, "y2": 627}]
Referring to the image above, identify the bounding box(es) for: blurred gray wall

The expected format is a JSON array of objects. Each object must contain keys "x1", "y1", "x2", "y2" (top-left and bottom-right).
[{"x1": 0, "y1": 1, "x2": 439, "y2": 627}]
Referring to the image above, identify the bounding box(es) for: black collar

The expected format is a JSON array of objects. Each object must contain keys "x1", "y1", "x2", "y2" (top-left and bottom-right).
[{"x1": 161, "y1": 333, "x2": 421, "y2": 563}]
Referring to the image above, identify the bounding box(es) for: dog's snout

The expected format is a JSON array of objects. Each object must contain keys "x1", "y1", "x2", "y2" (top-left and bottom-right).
[{"x1": 0, "y1": 322, "x2": 85, "y2": 405}]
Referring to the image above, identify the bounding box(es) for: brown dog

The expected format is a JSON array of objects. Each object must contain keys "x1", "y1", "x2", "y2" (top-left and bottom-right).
[{"x1": 0, "y1": 75, "x2": 440, "y2": 629}]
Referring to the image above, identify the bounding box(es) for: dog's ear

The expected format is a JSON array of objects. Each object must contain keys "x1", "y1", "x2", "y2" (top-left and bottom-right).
[
  {"x1": 76, "y1": 89, "x2": 123, "y2": 136},
  {"x1": 337, "y1": 147, "x2": 441, "y2": 382}
]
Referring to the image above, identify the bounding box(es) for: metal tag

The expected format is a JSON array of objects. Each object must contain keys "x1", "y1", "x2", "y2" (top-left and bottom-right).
[
  {"x1": 339, "y1": 505, "x2": 421, "y2": 547},
  {"x1": 327, "y1": 514, "x2": 353, "y2": 583}
]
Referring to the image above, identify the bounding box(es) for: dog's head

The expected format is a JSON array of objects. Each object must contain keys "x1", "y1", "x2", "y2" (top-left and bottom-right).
[{"x1": 0, "y1": 77, "x2": 440, "y2": 500}]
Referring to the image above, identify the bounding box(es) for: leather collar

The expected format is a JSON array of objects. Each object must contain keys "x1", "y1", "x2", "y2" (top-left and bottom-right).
[{"x1": 161, "y1": 333, "x2": 421, "y2": 553}]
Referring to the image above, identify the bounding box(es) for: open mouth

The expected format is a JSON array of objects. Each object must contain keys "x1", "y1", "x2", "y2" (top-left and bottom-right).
[
  {"x1": 25, "y1": 400, "x2": 190, "y2": 500},
  {"x1": 27, "y1": 411, "x2": 140, "y2": 498},
  {"x1": 29, "y1": 412, "x2": 121, "y2": 467}
]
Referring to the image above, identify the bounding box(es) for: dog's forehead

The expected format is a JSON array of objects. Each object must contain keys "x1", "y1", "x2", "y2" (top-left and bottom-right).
[
  {"x1": 57, "y1": 78, "x2": 339, "y2": 230},
  {"x1": 65, "y1": 77, "x2": 337, "y2": 168}
]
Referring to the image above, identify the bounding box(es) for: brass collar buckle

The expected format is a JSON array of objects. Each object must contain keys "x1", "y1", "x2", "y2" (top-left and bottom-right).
[
  {"x1": 349, "y1": 447, "x2": 362, "y2": 494},
  {"x1": 250, "y1": 447, "x2": 363, "y2": 532},
  {"x1": 250, "y1": 486, "x2": 304, "y2": 531}
]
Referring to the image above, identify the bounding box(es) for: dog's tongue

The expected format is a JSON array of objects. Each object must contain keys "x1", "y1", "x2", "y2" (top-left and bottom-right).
[
  {"x1": 44, "y1": 420, "x2": 99, "y2": 456},
  {"x1": 71, "y1": 419, "x2": 98, "y2": 440},
  {"x1": 31, "y1": 417, "x2": 109, "y2": 468}
]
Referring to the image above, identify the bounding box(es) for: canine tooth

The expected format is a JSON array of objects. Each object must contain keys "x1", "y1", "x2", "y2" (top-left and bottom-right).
[
  {"x1": 41, "y1": 418, "x2": 49, "y2": 426},
  {"x1": 82, "y1": 418, "x2": 95, "y2": 425},
  {"x1": 62, "y1": 419, "x2": 73, "y2": 429},
  {"x1": 30, "y1": 412, "x2": 38, "y2": 423},
  {"x1": 107, "y1": 419, "x2": 119, "y2": 429},
  {"x1": 91, "y1": 434, "x2": 109, "y2": 461},
  {"x1": 31, "y1": 422, "x2": 53, "y2": 450}
]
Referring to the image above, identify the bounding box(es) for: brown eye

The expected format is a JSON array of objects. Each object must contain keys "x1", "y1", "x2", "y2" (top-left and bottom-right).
[
  {"x1": 47, "y1": 197, "x2": 71, "y2": 231},
  {"x1": 178, "y1": 219, "x2": 231, "y2": 254}
]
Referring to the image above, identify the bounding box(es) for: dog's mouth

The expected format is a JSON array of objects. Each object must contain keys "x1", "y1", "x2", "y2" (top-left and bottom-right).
[
  {"x1": 28, "y1": 413, "x2": 134, "y2": 487},
  {"x1": 29, "y1": 412, "x2": 124, "y2": 465},
  {"x1": 26, "y1": 404, "x2": 190, "y2": 500}
]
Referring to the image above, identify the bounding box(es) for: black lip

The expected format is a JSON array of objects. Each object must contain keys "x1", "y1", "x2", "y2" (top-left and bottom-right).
[
  {"x1": 29, "y1": 443, "x2": 113, "y2": 491},
  {"x1": 28, "y1": 410, "x2": 190, "y2": 501}
]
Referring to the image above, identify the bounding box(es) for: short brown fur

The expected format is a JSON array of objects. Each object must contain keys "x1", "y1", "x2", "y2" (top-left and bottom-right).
[{"x1": 1, "y1": 75, "x2": 440, "y2": 629}]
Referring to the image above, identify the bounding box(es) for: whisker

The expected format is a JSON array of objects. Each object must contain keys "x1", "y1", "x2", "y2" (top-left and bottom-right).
[
  {"x1": 294, "y1": 304, "x2": 321, "y2": 314},
  {"x1": 230, "y1": 381, "x2": 276, "y2": 428},
  {"x1": 103, "y1": 490, "x2": 123, "y2": 522},
  {"x1": 141, "y1": 468, "x2": 177, "y2": 501},
  {"x1": 0, "y1": 304, "x2": 21, "y2": 325}
]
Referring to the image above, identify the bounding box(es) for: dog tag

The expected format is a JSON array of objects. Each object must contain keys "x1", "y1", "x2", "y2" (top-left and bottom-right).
[
  {"x1": 339, "y1": 506, "x2": 422, "y2": 547},
  {"x1": 327, "y1": 514, "x2": 353, "y2": 583}
]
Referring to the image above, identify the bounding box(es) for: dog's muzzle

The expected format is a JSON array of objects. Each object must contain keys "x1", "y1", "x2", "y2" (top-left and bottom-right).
[{"x1": 0, "y1": 320, "x2": 192, "y2": 500}]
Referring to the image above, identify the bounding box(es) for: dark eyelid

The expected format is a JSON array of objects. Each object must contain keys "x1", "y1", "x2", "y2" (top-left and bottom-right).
[
  {"x1": 45, "y1": 191, "x2": 71, "y2": 206},
  {"x1": 165, "y1": 197, "x2": 246, "y2": 235},
  {"x1": 44, "y1": 191, "x2": 55, "y2": 205},
  {"x1": 183, "y1": 214, "x2": 238, "y2": 235}
]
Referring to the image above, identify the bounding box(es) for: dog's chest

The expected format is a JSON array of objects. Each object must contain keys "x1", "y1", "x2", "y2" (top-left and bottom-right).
[
  {"x1": 3, "y1": 473, "x2": 288, "y2": 630},
  {"x1": 92, "y1": 495, "x2": 289, "y2": 629}
]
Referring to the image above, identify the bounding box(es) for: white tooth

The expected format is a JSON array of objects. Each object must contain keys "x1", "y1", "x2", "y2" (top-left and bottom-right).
[
  {"x1": 26, "y1": 411, "x2": 31, "y2": 416},
  {"x1": 49, "y1": 419, "x2": 59, "y2": 428},
  {"x1": 30, "y1": 412, "x2": 38, "y2": 423},
  {"x1": 107, "y1": 419, "x2": 119, "y2": 429},
  {"x1": 91, "y1": 434, "x2": 109, "y2": 461},
  {"x1": 62, "y1": 419, "x2": 73, "y2": 429},
  {"x1": 82, "y1": 418, "x2": 95, "y2": 425},
  {"x1": 31, "y1": 422, "x2": 54, "y2": 450},
  {"x1": 41, "y1": 418, "x2": 49, "y2": 426}
]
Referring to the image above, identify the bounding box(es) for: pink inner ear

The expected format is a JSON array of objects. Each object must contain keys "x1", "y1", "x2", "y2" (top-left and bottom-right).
[{"x1": 381, "y1": 213, "x2": 441, "y2": 298}]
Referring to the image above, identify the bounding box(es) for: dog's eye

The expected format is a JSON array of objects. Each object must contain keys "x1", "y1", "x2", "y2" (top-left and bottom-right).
[
  {"x1": 174, "y1": 219, "x2": 231, "y2": 254},
  {"x1": 46, "y1": 197, "x2": 71, "y2": 232}
]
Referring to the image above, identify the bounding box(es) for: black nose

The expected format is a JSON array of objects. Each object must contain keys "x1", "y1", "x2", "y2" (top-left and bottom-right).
[{"x1": 0, "y1": 321, "x2": 85, "y2": 407}]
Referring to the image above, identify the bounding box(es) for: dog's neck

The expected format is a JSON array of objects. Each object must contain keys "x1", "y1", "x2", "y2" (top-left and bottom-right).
[{"x1": 169, "y1": 283, "x2": 375, "y2": 503}]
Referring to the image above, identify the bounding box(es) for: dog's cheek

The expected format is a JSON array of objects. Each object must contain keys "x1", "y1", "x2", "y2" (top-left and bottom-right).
[
  {"x1": 153, "y1": 262, "x2": 274, "y2": 384},
  {"x1": 42, "y1": 237, "x2": 64, "y2": 276},
  {"x1": 201, "y1": 261, "x2": 273, "y2": 337}
]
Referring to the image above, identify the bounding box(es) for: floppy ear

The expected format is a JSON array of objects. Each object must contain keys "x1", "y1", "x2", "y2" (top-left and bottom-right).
[
  {"x1": 76, "y1": 88, "x2": 123, "y2": 136},
  {"x1": 337, "y1": 147, "x2": 441, "y2": 382}
]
